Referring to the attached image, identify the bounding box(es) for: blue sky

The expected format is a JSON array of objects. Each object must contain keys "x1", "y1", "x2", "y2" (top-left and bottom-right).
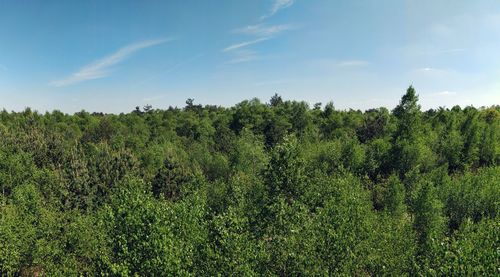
[{"x1": 0, "y1": 0, "x2": 499, "y2": 113}]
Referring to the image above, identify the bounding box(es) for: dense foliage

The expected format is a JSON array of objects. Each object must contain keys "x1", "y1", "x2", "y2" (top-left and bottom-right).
[{"x1": 0, "y1": 87, "x2": 499, "y2": 275}]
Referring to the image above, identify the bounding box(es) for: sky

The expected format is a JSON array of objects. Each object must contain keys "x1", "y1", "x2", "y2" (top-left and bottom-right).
[{"x1": 0, "y1": 0, "x2": 499, "y2": 113}]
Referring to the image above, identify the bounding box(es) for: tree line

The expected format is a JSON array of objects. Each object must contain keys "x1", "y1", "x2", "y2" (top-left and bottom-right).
[{"x1": 0, "y1": 86, "x2": 499, "y2": 275}]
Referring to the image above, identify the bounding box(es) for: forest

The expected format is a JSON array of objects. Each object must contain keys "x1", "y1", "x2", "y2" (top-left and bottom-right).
[{"x1": 0, "y1": 86, "x2": 498, "y2": 276}]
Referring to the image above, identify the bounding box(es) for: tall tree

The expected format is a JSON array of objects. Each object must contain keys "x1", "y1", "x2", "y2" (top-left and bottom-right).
[{"x1": 393, "y1": 85, "x2": 421, "y2": 140}]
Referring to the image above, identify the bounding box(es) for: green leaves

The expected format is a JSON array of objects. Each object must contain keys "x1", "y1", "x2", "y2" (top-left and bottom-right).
[
  {"x1": 0, "y1": 91, "x2": 498, "y2": 275},
  {"x1": 100, "y1": 176, "x2": 207, "y2": 276},
  {"x1": 413, "y1": 182, "x2": 446, "y2": 250},
  {"x1": 265, "y1": 135, "x2": 305, "y2": 202}
]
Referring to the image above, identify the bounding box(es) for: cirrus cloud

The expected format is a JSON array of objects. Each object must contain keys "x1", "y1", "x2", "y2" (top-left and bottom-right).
[
  {"x1": 261, "y1": 0, "x2": 294, "y2": 20},
  {"x1": 51, "y1": 38, "x2": 172, "y2": 87},
  {"x1": 233, "y1": 23, "x2": 293, "y2": 36}
]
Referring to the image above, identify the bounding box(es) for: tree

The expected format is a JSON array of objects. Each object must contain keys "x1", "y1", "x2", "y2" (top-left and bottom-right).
[
  {"x1": 391, "y1": 86, "x2": 435, "y2": 176},
  {"x1": 413, "y1": 182, "x2": 445, "y2": 252},
  {"x1": 143, "y1": 104, "x2": 153, "y2": 113},
  {"x1": 0, "y1": 91, "x2": 498, "y2": 275},
  {"x1": 393, "y1": 85, "x2": 421, "y2": 140},
  {"x1": 269, "y1": 93, "x2": 283, "y2": 107},
  {"x1": 203, "y1": 207, "x2": 259, "y2": 275},
  {"x1": 439, "y1": 218, "x2": 500, "y2": 275},
  {"x1": 309, "y1": 174, "x2": 374, "y2": 275},
  {"x1": 384, "y1": 174, "x2": 406, "y2": 218},
  {"x1": 357, "y1": 107, "x2": 391, "y2": 143},
  {"x1": 151, "y1": 156, "x2": 192, "y2": 200},
  {"x1": 264, "y1": 135, "x2": 305, "y2": 203},
  {"x1": 99, "y1": 176, "x2": 195, "y2": 275}
]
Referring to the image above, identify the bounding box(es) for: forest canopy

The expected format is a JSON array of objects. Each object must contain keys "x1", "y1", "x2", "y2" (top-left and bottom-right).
[{"x1": 0, "y1": 86, "x2": 499, "y2": 275}]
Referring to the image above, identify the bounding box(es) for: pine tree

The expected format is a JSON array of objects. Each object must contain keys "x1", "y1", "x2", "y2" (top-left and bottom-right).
[{"x1": 393, "y1": 86, "x2": 421, "y2": 140}]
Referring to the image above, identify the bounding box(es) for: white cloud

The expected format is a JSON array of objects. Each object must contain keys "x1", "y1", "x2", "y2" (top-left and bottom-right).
[
  {"x1": 420, "y1": 86, "x2": 499, "y2": 109},
  {"x1": 51, "y1": 38, "x2": 171, "y2": 87},
  {"x1": 417, "y1": 67, "x2": 438, "y2": 72},
  {"x1": 335, "y1": 60, "x2": 370, "y2": 67},
  {"x1": 233, "y1": 24, "x2": 292, "y2": 36},
  {"x1": 435, "y1": 90, "x2": 457, "y2": 96},
  {"x1": 262, "y1": 0, "x2": 294, "y2": 20},
  {"x1": 415, "y1": 67, "x2": 452, "y2": 75},
  {"x1": 225, "y1": 49, "x2": 260, "y2": 64},
  {"x1": 223, "y1": 1, "x2": 295, "y2": 64},
  {"x1": 222, "y1": 37, "x2": 270, "y2": 52}
]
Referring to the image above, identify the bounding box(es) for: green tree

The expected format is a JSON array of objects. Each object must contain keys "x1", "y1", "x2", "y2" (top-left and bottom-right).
[
  {"x1": 308, "y1": 175, "x2": 374, "y2": 275},
  {"x1": 384, "y1": 174, "x2": 406, "y2": 218},
  {"x1": 413, "y1": 182, "x2": 446, "y2": 262},
  {"x1": 393, "y1": 85, "x2": 421, "y2": 140},
  {"x1": 264, "y1": 135, "x2": 305, "y2": 203},
  {"x1": 151, "y1": 155, "x2": 193, "y2": 200}
]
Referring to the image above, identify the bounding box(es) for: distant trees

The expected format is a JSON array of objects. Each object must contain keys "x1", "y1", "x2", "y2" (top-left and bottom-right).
[{"x1": 0, "y1": 87, "x2": 498, "y2": 275}]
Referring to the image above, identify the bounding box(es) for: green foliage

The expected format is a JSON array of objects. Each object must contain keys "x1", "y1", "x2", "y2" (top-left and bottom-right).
[
  {"x1": 151, "y1": 154, "x2": 193, "y2": 200},
  {"x1": 308, "y1": 175, "x2": 374, "y2": 275},
  {"x1": 203, "y1": 207, "x2": 260, "y2": 275},
  {"x1": 366, "y1": 213, "x2": 415, "y2": 275},
  {"x1": 443, "y1": 167, "x2": 500, "y2": 230},
  {"x1": 393, "y1": 85, "x2": 422, "y2": 140},
  {"x1": 99, "y1": 176, "x2": 207, "y2": 276},
  {"x1": 383, "y1": 174, "x2": 406, "y2": 217},
  {"x1": 265, "y1": 135, "x2": 305, "y2": 202},
  {"x1": 439, "y1": 218, "x2": 499, "y2": 275},
  {"x1": 230, "y1": 128, "x2": 268, "y2": 176},
  {"x1": 0, "y1": 90, "x2": 498, "y2": 274},
  {"x1": 413, "y1": 182, "x2": 446, "y2": 251},
  {"x1": 260, "y1": 197, "x2": 315, "y2": 275}
]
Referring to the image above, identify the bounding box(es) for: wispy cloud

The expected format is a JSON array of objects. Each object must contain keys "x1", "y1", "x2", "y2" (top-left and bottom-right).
[
  {"x1": 0, "y1": 64, "x2": 7, "y2": 71},
  {"x1": 434, "y1": 90, "x2": 457, "y2": 96},
  {"x1": 335, "y1": 60, "x2": 370, "y2": 67},
  {"x1": 262, "y1": 0, "x2": 294, "y2": 20},
  {"x1": 225, "y1": 49, "x2": 260, "y2": 64},
  {"x1": 223, "y1": 0, "x2": 294, "y2": 64},
  {"x1": 51, "y1": 38, "x2": 172, "y2": 87},
  {"x1": 233, "y1": 24, "x2": 292, "y2": 36},
  {"x1": 222, "y1": 37, "x2": 270, "y2": 52},
  {"x1": 415, "y1": 67, "x2": 452, "y2": 75},
  {"x1": 223, "y1": 24, "x2": 291, "y2": 55},
  {"x1": 417, "y1": 67, "x2": 441, "y2": 72}
]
